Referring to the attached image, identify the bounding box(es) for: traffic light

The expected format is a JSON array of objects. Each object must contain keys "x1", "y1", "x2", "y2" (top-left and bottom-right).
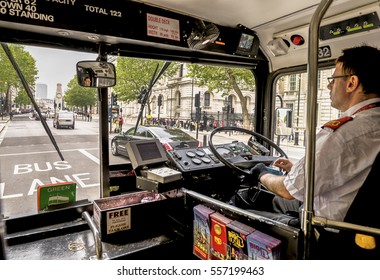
[
  {"x1": 195, "y1": 107, "x2": 201, "y2": 121},
  {"x1": 112, "y1": 93, "x2": 118, "y2": 105},
  {"x1": 158, "y1": 94, "x2": 162, "y2": 106},
  {"x1": 194, "y1": 92, "x2": 200, "y2": 107}
]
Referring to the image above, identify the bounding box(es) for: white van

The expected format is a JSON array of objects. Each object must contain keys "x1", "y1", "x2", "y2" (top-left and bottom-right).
[{"x1": 53, "y1": 111, "x2": 75, "y2": 129}]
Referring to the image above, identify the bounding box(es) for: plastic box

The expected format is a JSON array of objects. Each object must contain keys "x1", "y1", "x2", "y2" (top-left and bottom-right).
[{"x1": 93, "y1": 191, "x2": 167, "y2": 242}]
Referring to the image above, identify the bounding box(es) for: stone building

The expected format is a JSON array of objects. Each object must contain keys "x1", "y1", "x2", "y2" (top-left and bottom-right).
[
  {"x1": 121, "y1": 63, "x2": 256, "y2": 128},
  {"x1": 120, "y1": 64, "x2": 340, "y2": 139}
]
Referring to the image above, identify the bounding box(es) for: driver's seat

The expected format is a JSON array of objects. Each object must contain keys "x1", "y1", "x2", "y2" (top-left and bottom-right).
[{"x1": 313, "y1": 152, "x2": 380, "y2": 259}]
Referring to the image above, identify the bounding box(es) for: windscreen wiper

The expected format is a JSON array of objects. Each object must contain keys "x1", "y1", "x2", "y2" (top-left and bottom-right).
[
  {"x1": 134, "y1": 61, "x2": 171, "y2": 134},
  {"x1": 1, "y1": 43, "x2": 64, "y2": 161}
]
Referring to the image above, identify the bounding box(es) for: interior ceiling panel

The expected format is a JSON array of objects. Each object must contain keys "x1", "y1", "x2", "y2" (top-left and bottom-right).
[
  {"x1": 135, "y1": 0, "x2": 377, "y2": 29},
  {"x1": 1, "y1": 0, "x2": 379, "y2": 71},
  {"x1": 135, "y1": 0, "x2": 320, "y2": 28},
  {"x1": 135, "y1": 0, "x2": 380, "y2": 70}
]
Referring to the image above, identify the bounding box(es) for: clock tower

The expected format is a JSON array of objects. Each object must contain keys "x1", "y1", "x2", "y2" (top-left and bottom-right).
[{"x1": 55, "y1": 83, "x2": 63, "y2": 111}]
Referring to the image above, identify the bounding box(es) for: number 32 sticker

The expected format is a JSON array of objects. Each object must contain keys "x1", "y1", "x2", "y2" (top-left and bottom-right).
[{"x1": 318, "y1": 46, "x2": 331, "y2": 58}]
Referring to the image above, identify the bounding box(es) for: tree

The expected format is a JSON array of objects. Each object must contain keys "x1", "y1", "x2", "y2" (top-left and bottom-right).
[
  {"x1": 113, "y1": 57, "x2": 178, "y2": 114},
  {"x1": 186, "y1": 64, "x2": 255, "y2": 128},
  {"x1": 64, "y1": 76, "x2": 97, "y2": 113},
  {"x1": 0, "y1": 44, "x2": 38, "y2": 110},
  {"x1": 14, "y1": 91, "x2": 32, "y2": 107}
]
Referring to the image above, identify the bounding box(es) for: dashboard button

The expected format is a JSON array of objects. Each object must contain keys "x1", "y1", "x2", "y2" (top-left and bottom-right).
[
  {"x1": 186, "y1": 151, "x2": 196, "y2": 158},
  {"x1": 192, "y1": 158, "x2": 202, "y2": 165}
]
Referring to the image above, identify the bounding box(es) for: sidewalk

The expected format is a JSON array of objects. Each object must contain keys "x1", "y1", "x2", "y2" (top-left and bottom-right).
[{"x1": 0, "y1": 117, "x2": 9, "y2": 133}]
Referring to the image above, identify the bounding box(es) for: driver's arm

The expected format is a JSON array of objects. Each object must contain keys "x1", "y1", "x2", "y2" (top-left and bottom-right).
[{"x1": 259, "y1": 173, "x2": 294, "y2": 200}]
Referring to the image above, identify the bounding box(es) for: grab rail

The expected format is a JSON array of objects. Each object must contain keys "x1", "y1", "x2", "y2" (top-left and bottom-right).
[
  {"x1": 303, "y1": 0, "x2": 333, "y2": 259},
  {"x1": 82, "y1": 211, "x2": 103, "y2": 260}
]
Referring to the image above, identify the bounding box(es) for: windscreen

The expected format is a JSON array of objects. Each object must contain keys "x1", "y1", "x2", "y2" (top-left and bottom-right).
[{"x1": 0, "y1": 44, "x2": 257, "y2": 218}]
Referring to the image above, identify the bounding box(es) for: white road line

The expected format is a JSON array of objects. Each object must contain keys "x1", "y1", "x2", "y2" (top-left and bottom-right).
[
  {"x1": 0, "y1": 147, "x2": 98, "y2": 157},
  {"x1": 78, "y1": 149, "x2": 100, "y2": 164},
  {"x1": 0, "y1": 125, "x2": 8, "y2": 145}
]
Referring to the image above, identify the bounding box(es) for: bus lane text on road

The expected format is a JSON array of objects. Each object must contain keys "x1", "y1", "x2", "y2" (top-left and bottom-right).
[{"x1": 0, "y1": 161, "x2": 99, "y2": 199}]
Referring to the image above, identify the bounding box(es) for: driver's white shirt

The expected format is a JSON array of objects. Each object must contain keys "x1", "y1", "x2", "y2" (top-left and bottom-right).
[{"x1": 284, "y1": 98, "x2": 380, "y2": 222}]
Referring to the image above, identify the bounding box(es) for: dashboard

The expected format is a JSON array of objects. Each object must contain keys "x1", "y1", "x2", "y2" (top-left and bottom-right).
[{"x1": 167, "y1": 142, "x2": 277, "y2": 173}]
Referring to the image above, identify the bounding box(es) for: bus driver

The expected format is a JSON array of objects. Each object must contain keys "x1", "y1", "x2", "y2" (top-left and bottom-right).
[{"x1": 251, "y1": 45, "x2": 380, "y2": 259}]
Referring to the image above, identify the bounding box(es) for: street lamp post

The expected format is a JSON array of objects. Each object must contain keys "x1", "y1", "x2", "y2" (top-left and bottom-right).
[
  {"x1": 0, "y1": 95, "x2": 4, "y2": 120},
  {"x1": 169, "y1": 88, "x2": 173, "y2": 121},
  {"x1": 227, "y1": 104, "x2": 230, "y2": 126},
  {"x1": 294, "y1": 74, "x2": 301, "y2": 145},
  {"x1": 190, "y1": 78, "x2": 194, "y2": 121}
]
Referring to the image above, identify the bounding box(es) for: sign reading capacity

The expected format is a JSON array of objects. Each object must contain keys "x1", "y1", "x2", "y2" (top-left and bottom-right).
[{"x1": 147, "y1": 13, "x2": 180, "y2": 41}]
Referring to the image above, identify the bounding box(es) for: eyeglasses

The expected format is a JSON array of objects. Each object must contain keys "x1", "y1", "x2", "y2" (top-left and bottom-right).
[{"x1": 327, "y1": 75, "x2": 353, "y2": 84}]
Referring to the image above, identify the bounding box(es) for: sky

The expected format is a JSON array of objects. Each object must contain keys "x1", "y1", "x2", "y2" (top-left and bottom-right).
[{"x1": 24, "y1": 46, "x2": 97, "y2": 99}]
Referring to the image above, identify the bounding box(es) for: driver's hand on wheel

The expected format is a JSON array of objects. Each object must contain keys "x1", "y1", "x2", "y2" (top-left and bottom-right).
[
  {"x1": 272, "y1": 158, "x2": 293, "y2": 173},
  {"x1": 250, "y1": 163, "x2": 270, "y2": 180}
]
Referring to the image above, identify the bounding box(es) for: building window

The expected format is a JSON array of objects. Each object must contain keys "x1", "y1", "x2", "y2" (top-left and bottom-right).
[
  {"x1": 286, "y1": 103, "x2": 293, "y2": 111},
  {"x1": 175, "y1": 90, "x2": 181, "y2": 106},
  {"x1": 228, "y1": 95, "x2": 233, "y2": 113},
  {"x1": 204, "y1": 91, "x2": 210, "y2": 107},
  {"x1": 289, "y1": 74, "x2": 297, "y2": 91}
]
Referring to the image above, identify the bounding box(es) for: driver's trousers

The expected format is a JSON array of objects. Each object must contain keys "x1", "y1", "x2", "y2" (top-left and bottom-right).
[
  {"x1": 248, "y1": 197, "x2": 301, "y2": 227},
  {"x1": 272, "y1": 196, "x2": 301, "y2": 216}
]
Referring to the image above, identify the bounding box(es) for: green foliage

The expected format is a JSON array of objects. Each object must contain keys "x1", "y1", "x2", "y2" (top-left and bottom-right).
[
  {"x1": 14, "y1": 91, "x2": 32, "y2": 106},
  {"x1": 186, "y1": 64, "x2": 255, "y2": 95},
  {"x1": 0, "y1": 44, "x2": 38, "y2": 106},
  {"x1": 113, "y1": 57, "x2": 178, "y2": 103},
  {"x1": 186, "y1": 64, "x2": 255, "y2": 128},
  {"x1": 64, "y1": 76, "x2": 97, "y2": 108}
]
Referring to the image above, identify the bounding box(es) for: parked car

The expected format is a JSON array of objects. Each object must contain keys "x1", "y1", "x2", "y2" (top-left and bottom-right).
[
  {"x1": 111, "y1": 125, "x2": 201, "y2": 157},
  {"x1": 53, "y1": 111, "x2": 75, "y2": 129}
]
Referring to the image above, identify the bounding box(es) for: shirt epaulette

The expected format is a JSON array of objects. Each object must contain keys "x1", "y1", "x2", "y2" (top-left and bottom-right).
[{"x1": 322, "y1": 116, "x2": 353, "y2": 131}]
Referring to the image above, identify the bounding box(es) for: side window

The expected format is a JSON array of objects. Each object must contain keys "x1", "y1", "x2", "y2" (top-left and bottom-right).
[
  {"x1": 204, "y1": 91, "x2": 211, "y2": 107},
  {"x1": 145, "y1": 131, "x2": 154, "y2": 138},
  {"x1": 135, "y1": 127, "x2": 147, "y2": 137},
  {"x1": 126, "y1": 128, "x2": 134, "y2": 136},
  {"x1": 274, "y1": 68, "x2": 338, "y2": 162}
]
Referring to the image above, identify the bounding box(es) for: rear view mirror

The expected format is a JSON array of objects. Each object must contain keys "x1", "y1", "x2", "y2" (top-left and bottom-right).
[
  {"x1": 76, "y1": 61, "x2": 116, "y2": 88},
  {"x1": 275, "y1": 108, "x2": 293, "y2": 136}
]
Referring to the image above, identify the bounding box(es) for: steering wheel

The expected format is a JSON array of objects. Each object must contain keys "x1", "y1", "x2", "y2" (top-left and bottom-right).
[{"x1": 208, "y1": 126, "x2": 288, "y2": 177}]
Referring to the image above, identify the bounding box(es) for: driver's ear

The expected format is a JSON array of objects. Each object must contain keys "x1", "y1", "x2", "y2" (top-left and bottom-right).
[{"x1": 346, "y1": 74, "x2": 360, "y2": 93}]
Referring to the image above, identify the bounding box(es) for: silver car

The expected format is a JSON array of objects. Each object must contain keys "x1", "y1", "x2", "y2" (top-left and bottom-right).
[{"x1": 53, "y1": 111, "x2": 75, "y2": 129}]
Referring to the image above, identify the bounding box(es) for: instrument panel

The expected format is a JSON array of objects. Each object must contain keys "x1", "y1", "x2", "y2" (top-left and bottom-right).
[
  {"x1": 167, "y1": 142, "x2": 258, "y2": 173},
  {"x1": 167, "y1": 146, "x2": 224, "y2": 173}
]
